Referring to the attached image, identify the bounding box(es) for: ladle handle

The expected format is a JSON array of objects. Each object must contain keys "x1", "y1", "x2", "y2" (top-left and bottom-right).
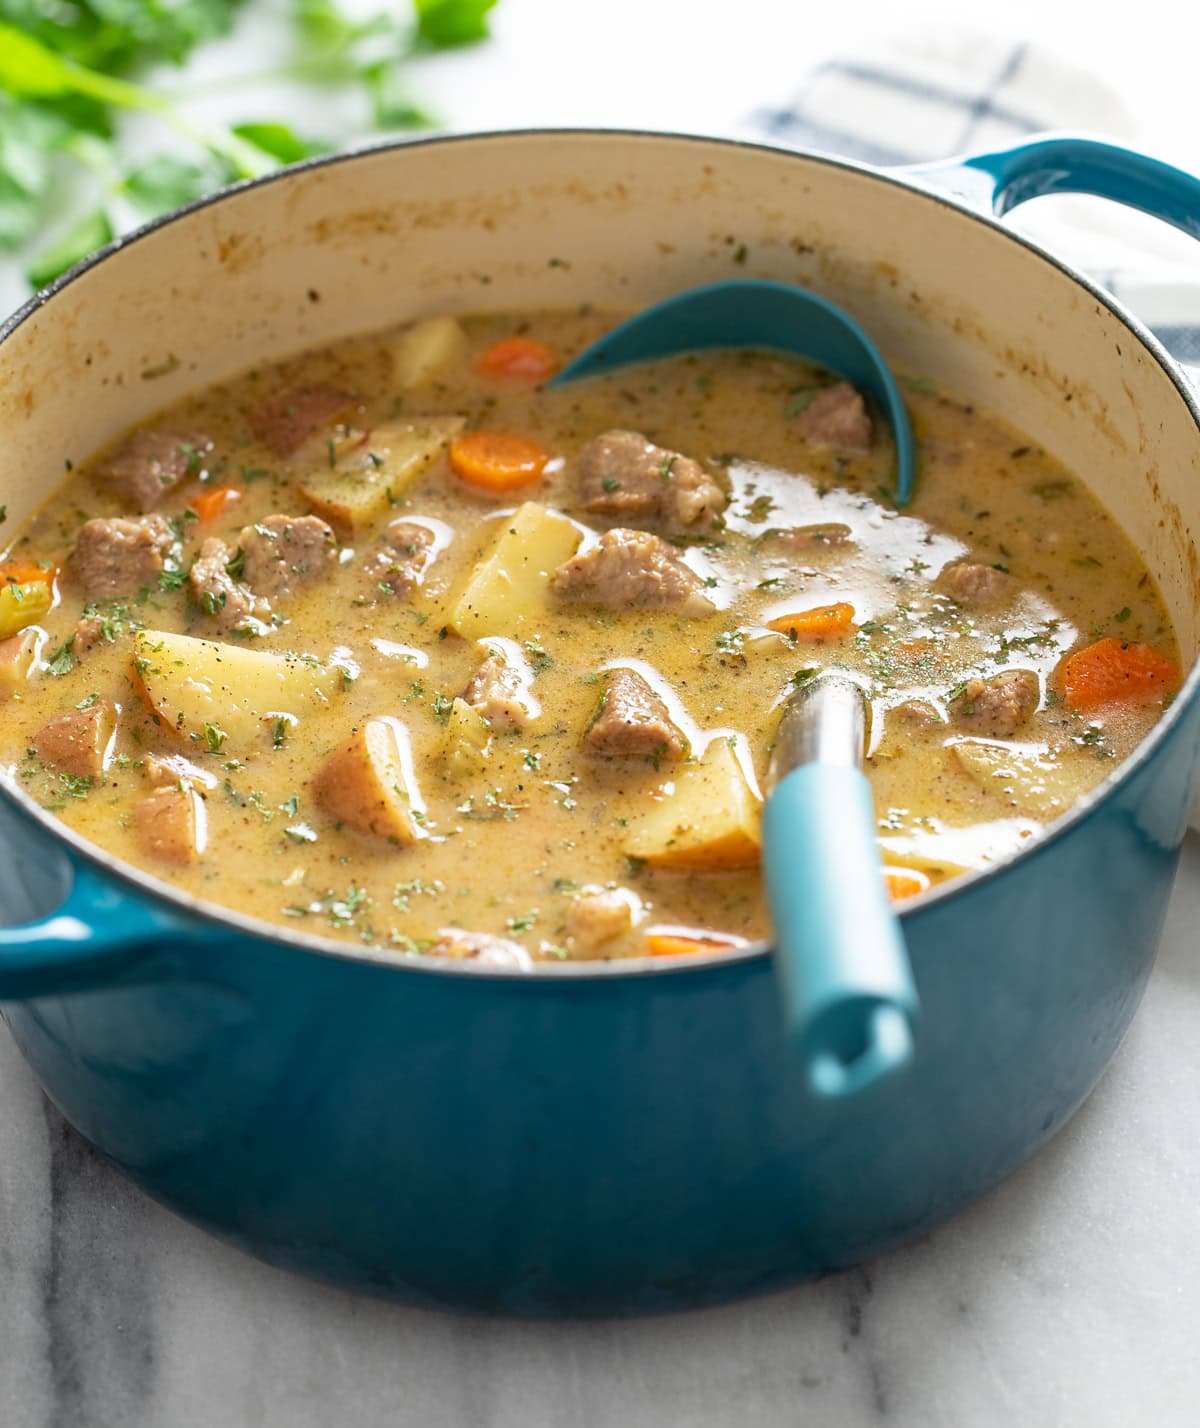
[{"x1": 763, "y1": 762, "x2": 918, "y2": 1099}]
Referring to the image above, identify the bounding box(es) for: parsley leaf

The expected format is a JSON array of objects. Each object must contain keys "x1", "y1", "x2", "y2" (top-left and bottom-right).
[
  {"x1": 232, "y1": 120, "x2": 329, "y2": 165},
  {"x1": 123, "y1": 153, "x2": 226, "y2": 214},
  {"x1": 46, "y1": 635, "x2": 75, "y2": 676},
  {"x1": 26, "y1": 207, "x2": 113, "y2": 288},
  {"x1": 0, "y1": 0, "x2": 502, "y2": 287},
  {"x1": 414, "y1": 0, "x2": 499, "y2": 47}
]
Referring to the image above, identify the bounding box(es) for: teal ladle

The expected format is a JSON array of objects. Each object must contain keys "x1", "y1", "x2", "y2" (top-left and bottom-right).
[
  {"x1": 551, "y1": 279, "x2": 919, "y2": 1096},
  {"x1": 552, "y1": 277, "x2": 917, "y2": 505}
]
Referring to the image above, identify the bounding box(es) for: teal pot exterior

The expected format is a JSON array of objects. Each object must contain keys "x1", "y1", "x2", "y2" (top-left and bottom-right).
[
  {"x1": 2, "y1": 691, "x2": 1196, "y2": 1315},
  {"x1": 2, "y1": 131, "x2": 1200, "y2": 1314}
]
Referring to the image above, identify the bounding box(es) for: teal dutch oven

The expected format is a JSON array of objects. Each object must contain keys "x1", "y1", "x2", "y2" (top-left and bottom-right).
[{"x1": 2, "y1": 131, "x2": 1200, "y2": 1314}]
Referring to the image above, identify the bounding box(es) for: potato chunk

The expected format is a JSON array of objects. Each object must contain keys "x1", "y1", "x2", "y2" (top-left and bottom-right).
[
  {"x1": 134, "y1": 786, "x2": 207, "y2": 864},
  {"x1": 0, "y1": 628, "x2": 40, "y2": 697},
  {"x1": 950, "y1": 738, "x2": 1083, "y2": 819},
  {"x1": 0, "y1": 579, "x2": 52, "y2": 639},
  {"x1": 389, "y1": 315, "x2": 468, "y2": 389},
  {"x1": 313, "y1": 716, "x2": 426, "y2": 842},
  {"x1": 446, "y1": 501, "x2": 581, "y2": 638},
  {"x1": 624, "y1": 737, "x2": 762, "y2": 869},
  {"x1": 442, "y1": 696, "x2": 491, "y2": 780},
  {"x1": 132, "y1": 629, "x2": 339, "y2": 751},
  {"x1": 32, "y1": 700, "x2": 118, "y2": 779},
  {"x1": 299, "y1": 416, "x2": 464, "y2": 532}
]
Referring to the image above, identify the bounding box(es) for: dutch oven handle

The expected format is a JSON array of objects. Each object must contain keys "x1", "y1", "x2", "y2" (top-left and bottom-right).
[
  {"x1": 903, "y1": 133, "x2": 1200, "y2": 242},
  {"x1": 0, "y1": 852, "x2": 194, "y2": 999}
]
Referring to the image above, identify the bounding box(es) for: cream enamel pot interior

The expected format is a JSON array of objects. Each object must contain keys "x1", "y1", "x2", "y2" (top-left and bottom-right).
[{"x1": 1, "y1": 131, "x2": 1199, "y2": 1315}]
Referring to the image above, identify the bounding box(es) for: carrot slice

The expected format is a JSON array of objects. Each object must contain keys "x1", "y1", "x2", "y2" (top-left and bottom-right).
[
  {"x1": 882, "y1": 867, "x2": 931, "y2": 902},
  {"x1": 1061, "y1": 636, "x2": 1179, "y2": 710},
  {"x1": 767, "y1": 602, "x2": 857, "y2": 641},
  {"x1": 0, "y1": 559, "x2": 56, "y2": 587},
  {"x1": 449, "y1": 431, "x2": 549, "y2": 492},
  {"x1": 478, "y1": 336, "x2": 557, "y2": 381},
  {"x1": 189, "y1": 484, "x2": 242, "y2": 523},
  {"x1": 645, "y1": 933, "x2": 736, "y2": 958}
]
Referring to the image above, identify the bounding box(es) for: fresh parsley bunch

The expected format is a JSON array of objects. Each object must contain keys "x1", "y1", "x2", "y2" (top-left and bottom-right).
[{"x1": 0, "y1": 0, "x2": 498, "y2": 287}]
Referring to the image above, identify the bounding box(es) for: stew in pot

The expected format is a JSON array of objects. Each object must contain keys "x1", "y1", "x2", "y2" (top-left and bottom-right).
[{"x1": 0, "y1": 307, "x2": 1181, "y2": 964}]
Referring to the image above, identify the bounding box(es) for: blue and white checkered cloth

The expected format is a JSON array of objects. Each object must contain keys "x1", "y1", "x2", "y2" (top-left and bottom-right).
[{"x1": 745, "y1": 30, "x2": 1200, "y2": 374}]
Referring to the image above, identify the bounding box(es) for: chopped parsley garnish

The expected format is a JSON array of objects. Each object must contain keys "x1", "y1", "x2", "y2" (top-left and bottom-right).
[
  {"x1": 524, "y1": 637, "x2": 553, "y2": 674},
  {"x1": 1032, "y1": 479, "x2": 1074, "y2": 501},
  {"x1": 47, "y1": 637, "x2": 76, "y2": 677},
  {"x1": 168, "y1": 508, "x2": 199, "y2": 541},
  {"x1": 179, "y1": 441, "x2": 202, "y2": 476},
  {"x1": 785, "y1": 389, "x2": 819, "y2": 417},
  {"x1": 392, "y1": 878, "x2": 445, "y2": 914}
]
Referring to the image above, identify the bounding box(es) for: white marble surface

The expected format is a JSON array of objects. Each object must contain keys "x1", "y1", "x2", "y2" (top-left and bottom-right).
[{"x1": 4, "y1": 4, "x2": 1200, "y2": 1425}]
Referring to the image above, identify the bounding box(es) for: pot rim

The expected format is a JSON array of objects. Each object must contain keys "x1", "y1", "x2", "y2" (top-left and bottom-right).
[{"x1": 2, "y1": 125, "x2": 1198, "y2": 982}]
